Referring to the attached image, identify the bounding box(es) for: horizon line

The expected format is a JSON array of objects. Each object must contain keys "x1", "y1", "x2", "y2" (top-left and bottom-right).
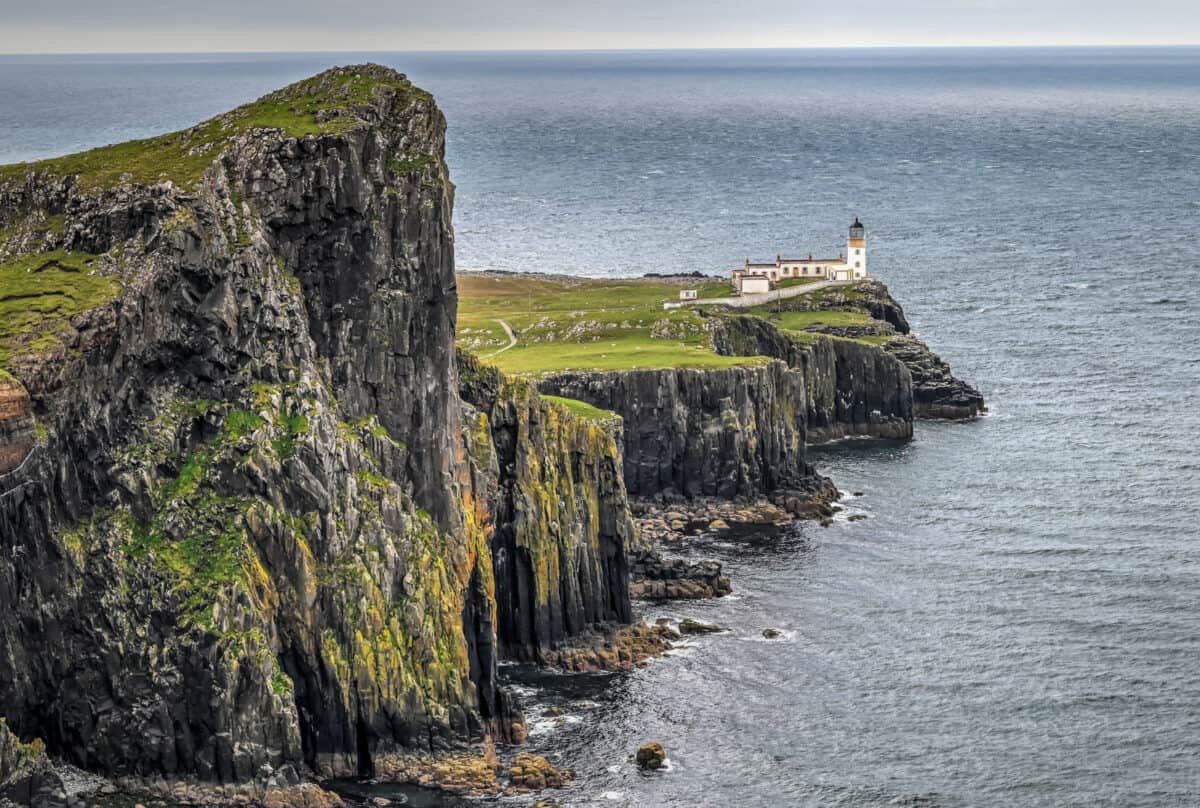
[{"x1": 2, "y1": 42, "x2": 1200, "y2": 57}]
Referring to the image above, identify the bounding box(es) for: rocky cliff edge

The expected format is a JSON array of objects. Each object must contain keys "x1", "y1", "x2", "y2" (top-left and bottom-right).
[{"x1": 0, "y1": 65, "x2": 635, "y2": 792}]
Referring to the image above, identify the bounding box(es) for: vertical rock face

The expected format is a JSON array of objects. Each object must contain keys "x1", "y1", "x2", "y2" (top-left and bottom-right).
[
  {"x1": 711, "y1": 314, "x2": 914, "y2": 442},
  {"x1": 769, "y1": 279, "x2": 984, "y2": 420},
  {"x1": 0, "y1": 65, "x2": 636, "y2": 785},
  {"x1": 884, "y1": 334, "x2": 986, "y2": 419},
  {"x1": 226, "y1": 102, "x2": 462, "y2": 526},
  {"x1": 536, "y1": 362, "x2": 818, "y2": 501},
  {"x1": 459, "y1": 352, "x2": 632, "y2": 663}
]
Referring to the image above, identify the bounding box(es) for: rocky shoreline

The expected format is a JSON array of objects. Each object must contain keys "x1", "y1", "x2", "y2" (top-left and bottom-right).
[{"x1": 0, "y1": 65, "x2": 983, "y2": 808}]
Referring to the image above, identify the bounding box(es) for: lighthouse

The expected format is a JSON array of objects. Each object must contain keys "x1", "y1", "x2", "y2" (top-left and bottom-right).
[{"x1": 848, "y1": 217, "x2": 866, "y2": 279}]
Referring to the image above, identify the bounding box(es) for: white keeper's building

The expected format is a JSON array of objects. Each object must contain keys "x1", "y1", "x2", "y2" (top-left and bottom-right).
[{"x1": 732, "y1": 218, "x2": 868, "y2": 294}]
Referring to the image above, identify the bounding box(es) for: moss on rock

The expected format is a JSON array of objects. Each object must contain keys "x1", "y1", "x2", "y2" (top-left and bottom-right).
[{"x1": 0, "y1": 65, "x2": 431, "y2": 192}]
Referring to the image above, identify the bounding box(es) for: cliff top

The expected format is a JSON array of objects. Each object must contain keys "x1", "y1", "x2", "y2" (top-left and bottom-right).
[
  {"x1": 456, "y1": 272, "x2": 769, "y2": 375},
  {"x1": 0, "y1": 64, "x2": 429, "y2": 192},
  {"x1": 0, "y1": 65, "x2": 437, "y2": 379},
  {"x1": 456, "y1": 271, "x2": 902, "y2": 375}
]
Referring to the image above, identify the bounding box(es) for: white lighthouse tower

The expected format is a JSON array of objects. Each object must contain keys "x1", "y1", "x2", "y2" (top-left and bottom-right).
[{"x1": 848, "y1": 217, "x2": 867, "y2": 279}]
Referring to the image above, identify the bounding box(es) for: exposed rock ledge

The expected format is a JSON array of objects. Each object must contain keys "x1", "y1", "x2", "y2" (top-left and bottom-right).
[
  {"x1": 0, "y1": 64, "x2": 636, "y2": 794},
  {"x1": 884, "y1": 333, "x2": 986, "y2": 419},
  {"x1": 0, "y1": 63, "x2": 984, "y2": 805},
  {"x1": 0, "y1": 374, "x2": 35, "y2": 475}
]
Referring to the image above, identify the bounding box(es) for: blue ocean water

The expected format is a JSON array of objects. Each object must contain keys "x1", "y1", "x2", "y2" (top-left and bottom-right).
[{"x1": 2, "y1": 48, "x2": 1199, "y2": 807}]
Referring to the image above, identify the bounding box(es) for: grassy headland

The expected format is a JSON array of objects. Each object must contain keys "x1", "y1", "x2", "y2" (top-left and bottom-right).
[
  {"x1": 0, "y1": 65, "x2": 430, "y2": 375},
  {"x1": 0, "y1": 66, "x2": 430, "y2": 191},
  {"x1": 456, "y1": 272, "x2": 767, "y2": 375},
  {"x1": 456, "y1": 272, "x2": 891, "y2": 375}
]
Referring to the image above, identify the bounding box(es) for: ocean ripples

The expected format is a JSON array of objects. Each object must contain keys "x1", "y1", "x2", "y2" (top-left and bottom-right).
[{"x1": 6, "y1": 48, "x2": 1199, "y2": 808}]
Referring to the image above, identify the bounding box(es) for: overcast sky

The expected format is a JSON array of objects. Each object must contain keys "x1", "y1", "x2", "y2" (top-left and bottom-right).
[{"x1": 1, "y1": 0, "x2": 1197, "y2": 53}]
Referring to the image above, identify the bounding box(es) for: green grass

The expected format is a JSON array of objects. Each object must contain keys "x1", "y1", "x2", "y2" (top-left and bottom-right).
[
  {"x1": 271, "y1": 670, "x2": 295, "y2": 696},
  {"x1": 749, "y1": 309, "x2": 872, "y2": 331},
  {"x1": 456, "y1": 272, "x2": 767, "y2": 375},
  {"x1": 222, "y1": 410, "x2": 266, "y2": 442},
  {"x1": 124, "y1": 495, "x2": 254, "y2": 628},
  {"x1": 0, "y1": 65, "x2": 429, "y2": 191},
  {"x1": 272, "y1": 413, "x2": 309, "y2": 459},
  {"x1": 388, "y1": 153, "x2": 438, "y2": 176},
  {"x1": 0, "y1": 249, "x2": 121, "y2": 365},
  {"x1": 542, "y1": 395, "x2": 618, "y2": 420},
  {"x1": 692, "y1": 280, "x2": 736, "y2": 299},
  {"x1": 775, "y1": 276, "x2": 825, "y2": 289},
  {"x1": 747, "y1": 308, "x2": 898, "y2": 348}
]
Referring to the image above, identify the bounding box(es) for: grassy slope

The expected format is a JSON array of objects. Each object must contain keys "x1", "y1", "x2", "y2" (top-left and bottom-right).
[
  {"x1": 745, "y1": 286, "x2": 894, "y2": 346},
  {"x1": 541, "y1": 395, "x2": 617, "y2": 420},
  {"x1": 775, "y1": 276, "x2": 825, "y2": 290},
  {"x1": 0, "y1": 250, "x2": 119, "y2": 365},
  {"x1": 457, "y1": 273, "x2": 766, "y2": 374},
  {"x1": 0, "y1": 66, "x2": 428, "y2": 191},
  {"x1": 457, "y1": 273, "x2": 897, "y2": 375},
  {"x1": 0, "y1": 66, "x2": 428, "y2": 375}
]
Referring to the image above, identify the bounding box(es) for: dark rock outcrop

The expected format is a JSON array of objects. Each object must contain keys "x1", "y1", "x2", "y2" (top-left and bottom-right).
[
  {"x1": 630, "y1": 550, "x2": 731, "y2": 600},
  {"x1": 535, "y1": 298, "x2": 920, "y2": 505},
  {"x1": 458, "y1": 352, "x2": 633, "y2": 664},
  {"x1": 0, "y1": 65, "x2": 637, "y2": 788},
  {"x1": 0, "y1": 720, "x2": 63, "y2": 808},
  {"x1": 711, "y1": 314, "x2": 913, "y2": 442},
  {"x1": 537, "y1": 362, "x2": 825, "y2": 503},
  {"x1": 534, "y1": 622, "x2": 677, "y2": 673},
  {"x1": 744, "y1": 278, "x2": 984, "y2": 420},
  {"x1": 884, "y1": 334, "x2": 986, "y2": 419}
]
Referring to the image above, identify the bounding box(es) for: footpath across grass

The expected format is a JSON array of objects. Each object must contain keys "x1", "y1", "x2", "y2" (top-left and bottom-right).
[
  {"x1": 456, "y1": 273, "x2": 766, "y2": 375},
  {"x1": 456, "y1": 272, "x2": 887, "y2": 376}
]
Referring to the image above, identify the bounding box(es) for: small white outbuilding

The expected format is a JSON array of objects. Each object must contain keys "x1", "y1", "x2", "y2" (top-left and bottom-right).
[{"x1": 738, "y1": 275, "x2": 771, "y2": 295}]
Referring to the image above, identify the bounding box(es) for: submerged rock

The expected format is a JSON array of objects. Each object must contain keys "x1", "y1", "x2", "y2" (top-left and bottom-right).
[{"x1": 678, "y1": 618, "x2": 723, "y2": 635}]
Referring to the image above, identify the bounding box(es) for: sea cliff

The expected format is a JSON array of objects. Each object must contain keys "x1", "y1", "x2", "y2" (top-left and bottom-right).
[
  {"x1": 0, "y1": 65, "x2": 639, "y2": 801},
  {"x1": 0, "y1": 65, "x2": 984, "y2": 805},
  {"x1": 708, "y1": 313, "x2": 914, "y2": 443}
]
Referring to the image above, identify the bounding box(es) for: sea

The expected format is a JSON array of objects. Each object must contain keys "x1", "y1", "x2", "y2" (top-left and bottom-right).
[{"x1": 1, "y1": 47, "x2": 1198, "y2": 807}]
